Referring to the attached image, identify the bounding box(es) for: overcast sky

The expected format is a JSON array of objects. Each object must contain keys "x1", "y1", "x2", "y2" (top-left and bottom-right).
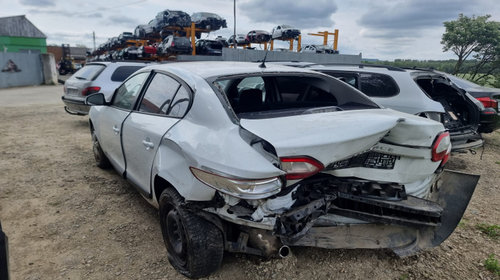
[{"x1": 1, "y1": 0, "x2": 499, "y2": 60}]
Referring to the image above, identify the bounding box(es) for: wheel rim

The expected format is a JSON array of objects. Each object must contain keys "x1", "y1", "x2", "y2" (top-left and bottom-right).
[{"x1": 166, "y1": 208, "x2": 187, "y2": 265}]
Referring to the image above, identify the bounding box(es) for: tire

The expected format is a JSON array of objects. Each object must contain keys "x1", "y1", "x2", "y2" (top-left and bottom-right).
[
  {"x1": 92, "y1": 131, "x2": 111, "y2": 169},
  {"x1": 159, "y1": 188, "x2": 224, "y2": 278}
]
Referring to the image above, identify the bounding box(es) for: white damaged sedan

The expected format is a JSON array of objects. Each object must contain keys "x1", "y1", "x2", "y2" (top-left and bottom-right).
[{"x1": 86, "y1": 62, "x2": 479, "y2": 278}]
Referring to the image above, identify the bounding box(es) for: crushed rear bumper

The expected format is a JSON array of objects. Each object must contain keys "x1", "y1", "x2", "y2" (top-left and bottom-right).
[{"x1": 277, "y1": 170, "x2": 479, "y2": 256}]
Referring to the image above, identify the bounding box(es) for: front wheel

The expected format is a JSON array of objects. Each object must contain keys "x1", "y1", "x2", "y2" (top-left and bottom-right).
[{"x1": 159, "y1": 188, "x2": 224, "y2": 278}]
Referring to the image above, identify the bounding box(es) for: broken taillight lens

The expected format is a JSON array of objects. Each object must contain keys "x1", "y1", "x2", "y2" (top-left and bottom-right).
[
  {"x1": 82, "y1": 86, "x2": 101, "y2": 96},
  {"x1": 280, "y1": 156, "x2": 324, "y2": 180},
  {"x1": 431, "y1": 132, "x2": 451, "y2": 165}
]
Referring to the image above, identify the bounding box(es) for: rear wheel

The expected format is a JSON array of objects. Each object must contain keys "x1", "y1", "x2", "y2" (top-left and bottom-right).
[
  {"x1": 92, "y1": 131, "x2": 110, "y2": 169},
  {"x1": 159, "y1": 188, "x2": 224, "y2": 278}
]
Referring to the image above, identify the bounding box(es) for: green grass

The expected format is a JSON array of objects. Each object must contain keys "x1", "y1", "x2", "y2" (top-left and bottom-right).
[
  {"x1": 458, "y1": 218, "x2": 468, "y2": 228},
  {"x1": 476, "y1": 223, "x2": 500, "y2": 239},
  {"x1": 399, "y1": 274, "x2": 409, "y2": 280},
  {"x1": 458, "y1": 73, "x2": 498, "y2": 88},
  {"x1": 484, "y1": 254, "x2": 500, "y2": 276}
]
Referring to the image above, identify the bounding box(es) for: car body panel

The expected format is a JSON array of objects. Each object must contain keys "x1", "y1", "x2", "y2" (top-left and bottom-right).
[
  {"x1": 122, "y1": 112, "x2": 180, "y2": 195},
  {"x1": 92, "y1": 106, "x2": 130, "y2": 174}
]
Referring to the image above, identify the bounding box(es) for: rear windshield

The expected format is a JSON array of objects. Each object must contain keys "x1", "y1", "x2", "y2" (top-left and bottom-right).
[
  {"x1": 73, "y1": 64, "x2": 105, "y2": 81},
  {"x1": 110, "y1": 66, "x2": 145, "y2": 82},
  {"x1": 213, "y1": 74, "x2": 380, "y2": 119}
]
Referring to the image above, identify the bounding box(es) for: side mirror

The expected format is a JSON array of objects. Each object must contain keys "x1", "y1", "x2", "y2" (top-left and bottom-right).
[{"x1": 85, "y1": 93, "x2": 107, "y2": 106}]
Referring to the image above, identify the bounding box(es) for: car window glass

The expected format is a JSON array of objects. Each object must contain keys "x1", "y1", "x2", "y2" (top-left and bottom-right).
[
  {"x1": 237, "y1": 77, "x2": 266, "y2": 101},
  {"x1": 168, "y1": 86, "x2": 190, "y2": 117},
  {"x1": 139, "y1": 73, "x2": 180, "y2": 114},
  {"x1": 112, "y1": 72, "x2": 149, "y2": 110},
  {"x1": 110, "y1": 66, "x2": 144, "y2": 82},
  {"x1": 359, "y1": 73, "x2": 399, "y2": 97},
  {"x1": 73, "y1": 64, "x2": 105, "y2": 81},
  {"x1": 215, "y1": 75, "x2": 379, "y2": 118},
  {"x1": 323, "y1": 72, "x2": 359, "y2": 88}
]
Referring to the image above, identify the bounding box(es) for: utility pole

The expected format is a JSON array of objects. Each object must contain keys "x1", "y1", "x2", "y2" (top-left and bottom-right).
[
  {"x1": 233, "y1": 0, "x2": 236, "y2": 47},
  {"x1": 93, "y1": 31, "x2": 96, "y2": 52}
]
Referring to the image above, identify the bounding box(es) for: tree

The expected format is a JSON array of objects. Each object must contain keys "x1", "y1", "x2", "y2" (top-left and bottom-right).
[{"x1": 441, "y1": 14, "x2": 500, "y2": 81}]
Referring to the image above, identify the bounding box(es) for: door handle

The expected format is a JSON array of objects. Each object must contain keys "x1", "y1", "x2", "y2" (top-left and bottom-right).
[
  {"x1": 142, "y1": 139, "x2": 154, "y2": 150},
  {"x1": 112, "y1": 125, "x2": 120, "y2": 134}
]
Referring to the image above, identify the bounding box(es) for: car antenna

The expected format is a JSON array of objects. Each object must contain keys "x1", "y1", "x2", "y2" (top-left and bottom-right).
[{"x1": 259, "y1": 30, "x2": 274, "y2": 68}]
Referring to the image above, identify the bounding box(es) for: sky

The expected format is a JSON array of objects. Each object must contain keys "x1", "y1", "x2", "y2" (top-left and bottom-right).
[{"x1": 1, "y1": 0, "x2": 499, "y2": 60}]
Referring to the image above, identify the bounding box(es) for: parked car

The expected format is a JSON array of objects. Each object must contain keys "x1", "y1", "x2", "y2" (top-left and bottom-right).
[
  {"x1": 134, "y1": 24, "x2": 148, "y2": 39},
  {"x1": 139, "y1": 45, "x2": 157, "y2": 58},
  {"x1": 144, "y1": 19, "x2": 160, "y2": 37},
  {"x1": 118, "y1": 32, "x2": 134, "y2": 44},
  {"x1": 155, "y1": 10, "x2": 191, "y2": 29},
  {"x1": 85, "y1": 61, "x2": 478, "y2": 278},
  {"x1": 300, "y1": 44, "x2": 335, "y2": 54},
  {"x1": 271, "y1": 25, "x2": 301, "y2": 40},
  {"x1": 443, "y1": 73, "x2": 500, "y2": 133},
  {"x1": 246, "y1": 30, "x2": 271, "y2": 43},
  {"x1": 158, "y1": 35, "x2": 192, "y2": 55},
  {"x1": 228, "y1": 34, "x2": 249, "y2": 46},
  {"x1": 214, "y1": 36, "x2": 229, "y2": 47},
  {"x1": 62, "y1": 62, "x2": 149, "y2": 115},
  {"x1": 0, "y1": 221, "x2": 8, "y2": 280},
  {"x1": 195, "y1": 39, "x2": 223, "y2": 55},
  {"x1": 191, "y1": 12, "x2": 226, "y2": 31},
  {"x1": 122, "y1": 46, "x2": 142, "y2": 60},
  {"x1": 286, "y1": 63, "x2": 483, "y2": 151}
]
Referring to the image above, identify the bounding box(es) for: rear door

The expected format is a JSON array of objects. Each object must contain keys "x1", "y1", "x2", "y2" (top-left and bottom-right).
[
  {"x1": 122, "y1": 72, "x2": 192, "y2": 195},
  {"x1": 98, "y1": 72, "x2": 150, "y2": 174}
]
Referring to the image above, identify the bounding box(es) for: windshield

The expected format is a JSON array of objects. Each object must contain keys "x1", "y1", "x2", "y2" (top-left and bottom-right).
[
  {"x1": 73, "y1": 64, "x2": 105, "y2": 81},
  {"x1": 213, "y1": 74, "x2": 380, "y2": 119}
]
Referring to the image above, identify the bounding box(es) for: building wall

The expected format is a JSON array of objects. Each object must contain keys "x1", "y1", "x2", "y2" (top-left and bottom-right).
[
  {"x1": 0, "y1": 52, "x2": 43, "y2": 88},
  {"x1": 0, "y1": 36, "x2": 47, "y2": 53}
]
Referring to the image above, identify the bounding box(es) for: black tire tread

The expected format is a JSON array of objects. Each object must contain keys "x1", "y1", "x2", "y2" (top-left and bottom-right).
[
  {"x1": 92, "y1": 131, "x2": 111, "y2": 169},
  {"x1": 160, "y1": 188, "x2": 224, "y2": 279}
]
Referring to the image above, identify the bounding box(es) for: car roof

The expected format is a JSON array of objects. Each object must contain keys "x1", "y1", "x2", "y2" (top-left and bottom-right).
[{"x1": 141, "y1": 61, "x2": 319, "y2": 80}]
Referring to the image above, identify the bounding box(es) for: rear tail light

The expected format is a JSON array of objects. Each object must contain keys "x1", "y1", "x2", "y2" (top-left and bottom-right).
[
  {"x1": 82, "y1": 86, "x2": 101, "y2": 96},
  {"x1": 476, "y1": 97, "x2": 498, "y2": 109},
  {"x1": 190, "y1": 167, "x2": 282, "y2": 199},
  {"x1": 280, "y1": 156, "x2": 324, "y2": 180},
  {"x1": 431, "y1": 132, "x2": 451, "y2": 166}
]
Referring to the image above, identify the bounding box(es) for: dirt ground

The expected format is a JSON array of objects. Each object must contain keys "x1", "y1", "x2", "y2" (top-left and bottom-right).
[{"x1": 0, "y1": 85, "x2": 499, "y2": 280}]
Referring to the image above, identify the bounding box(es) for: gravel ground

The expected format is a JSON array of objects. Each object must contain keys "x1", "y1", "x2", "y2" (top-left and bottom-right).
[{"x1": 0, "y1": 85, "x2": 499, "y2": 280}]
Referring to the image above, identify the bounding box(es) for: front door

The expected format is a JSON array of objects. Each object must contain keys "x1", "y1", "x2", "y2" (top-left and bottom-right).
[
  {"x1": 98, "y1": 72, "x2": 150, "y2": 174},
  {"x1": 122, "y1": 72, "x2": 192, "y2": 195}
]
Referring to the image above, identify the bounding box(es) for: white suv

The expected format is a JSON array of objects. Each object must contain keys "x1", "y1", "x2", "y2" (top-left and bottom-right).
[{"x1": 287, "y1": 63, "x2": 484, "y2": 151}]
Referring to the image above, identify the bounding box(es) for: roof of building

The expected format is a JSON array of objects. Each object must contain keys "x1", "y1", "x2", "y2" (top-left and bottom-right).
[{"x1": 0, "y1": 15, "x2": 46, "y2": 38}]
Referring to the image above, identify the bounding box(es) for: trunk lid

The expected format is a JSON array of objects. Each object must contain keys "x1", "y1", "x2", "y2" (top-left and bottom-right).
[{"x1": 240, "y1": 109, "x2": 444, "y2": 166}]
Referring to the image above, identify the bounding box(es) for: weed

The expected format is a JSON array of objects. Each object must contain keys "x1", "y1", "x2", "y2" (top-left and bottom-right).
[
  {"x1": 476, "y1": 223, "x2": 500, "y2": 239},
  {"x1": 399, "y1": 274, "x2": 409, "y2": 280},
  {"x1": 484, "y1": 254, "x2": 500, "y2": 276}
]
